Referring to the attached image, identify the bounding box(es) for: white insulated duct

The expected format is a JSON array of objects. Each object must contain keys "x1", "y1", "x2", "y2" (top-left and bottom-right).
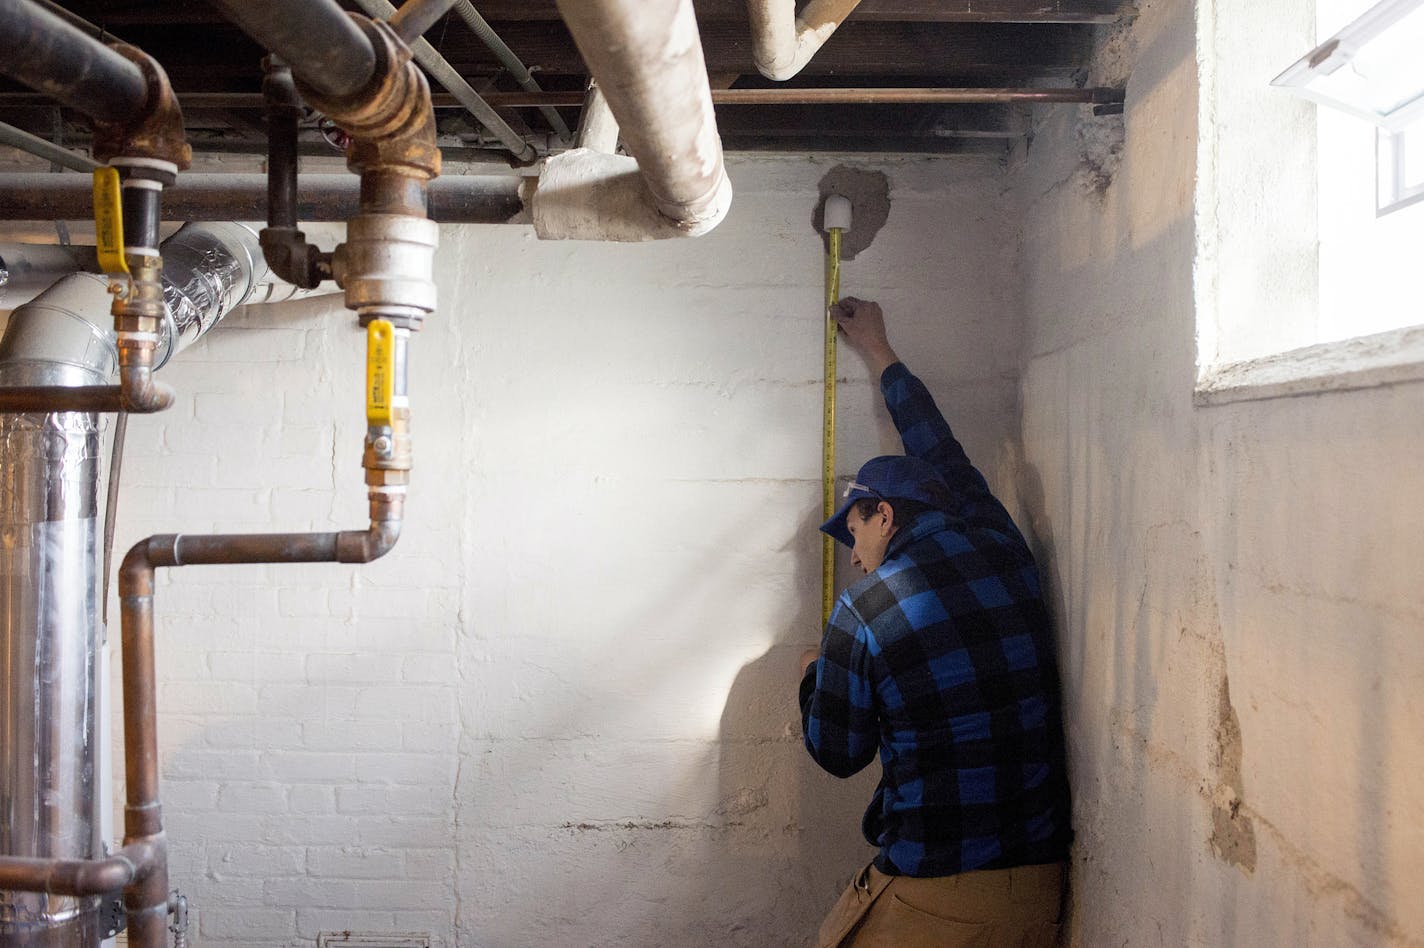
[
  {"x1": 746, "y1": 0, "x2": 863, "y2": 81},
  {"x1": 531, "y1": 0, "x2": 732, "y2": 241}
]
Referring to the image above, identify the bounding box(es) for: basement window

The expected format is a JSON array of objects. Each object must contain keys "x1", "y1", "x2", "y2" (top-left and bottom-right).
[{"x1": 1194, "y1": 0, "x2": 1424, "y2": 403}]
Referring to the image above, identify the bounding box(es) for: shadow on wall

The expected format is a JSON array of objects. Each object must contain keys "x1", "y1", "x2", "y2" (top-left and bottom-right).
[
  {"x1": 717, "y1": 503, "x2": 883, "y2": 947},
  {"x1": 446, "y1": 487, "x2": 877, "y2": 947}
]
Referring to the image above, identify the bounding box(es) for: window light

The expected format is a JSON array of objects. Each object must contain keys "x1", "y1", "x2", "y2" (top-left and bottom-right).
[{"x1": 1272, "y1": 0, "x2": 1424, "y2": 130}]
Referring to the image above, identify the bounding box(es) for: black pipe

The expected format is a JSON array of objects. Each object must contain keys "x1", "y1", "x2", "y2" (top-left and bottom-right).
[
  {"x1": 119, "y1": 183, "x2": 161, "y2": 250},
  {"x1": 209, "y1": 0, "x2": 377, "y2": 102},
  {"x1": 0, "y1": 0, "x2": 149, "y2": 123},
  {"x1": 0, "y1": 173, "x2": 527, "y2": 223},
  {"x1": 258, "y1": 58, "x2": 326, "y2": 287}
]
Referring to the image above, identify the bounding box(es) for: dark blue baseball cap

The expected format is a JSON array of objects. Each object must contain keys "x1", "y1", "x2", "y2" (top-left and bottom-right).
[{"x1": 819, "y1": 455, "x2": 952, "y2": 548}]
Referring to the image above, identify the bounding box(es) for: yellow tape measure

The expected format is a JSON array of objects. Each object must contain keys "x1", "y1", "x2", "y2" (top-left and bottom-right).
[
  {"x1": 821, "y1": 227, "x2": 843, "y2": 629},
  {"x1": 366, "y1": 319, "x2": 395, "y2": 426},
  {"x1": 92, "y1": 167, "x2": 129, "y2": 276}
]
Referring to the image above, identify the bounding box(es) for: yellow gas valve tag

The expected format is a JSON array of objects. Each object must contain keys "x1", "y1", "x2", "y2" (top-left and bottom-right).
[
  {"x1": 92, "y1": 167, "x2": 129, "y2": 275},
  {"x1": 366, "y1": 319, "x2": 395, "y2": 427}
]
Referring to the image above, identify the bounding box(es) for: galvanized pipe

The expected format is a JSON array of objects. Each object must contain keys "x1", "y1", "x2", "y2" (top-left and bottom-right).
[
  {"x1": 0, "y1": 120, "x2": 99, "y2": 173},
  {"x1": 0, "y1": 174, "x2": 525, "y2": 223},
  {"x1": 209, "y1": 0, "x2": 376, "y2": 102},
  {"x1": 0, "y1": 0, "x2": 149, "y2": 123},
  {"x1": 452, "y1": 0, "x2": 572, "y2": 142}
]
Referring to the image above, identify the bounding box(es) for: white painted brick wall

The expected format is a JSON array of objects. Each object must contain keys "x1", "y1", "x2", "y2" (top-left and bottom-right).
[{"x1": 82, "y1": 155, "x2": 1022, "y2": 946}]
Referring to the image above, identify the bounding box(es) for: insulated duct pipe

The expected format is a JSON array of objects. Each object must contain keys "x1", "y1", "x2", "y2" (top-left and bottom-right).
[
  {"x1": 532, "y1": 0, "x2": 732, "y2": 240},
  {"x1": 746, "y1": 0, "x2": 864, "y2": 81}
]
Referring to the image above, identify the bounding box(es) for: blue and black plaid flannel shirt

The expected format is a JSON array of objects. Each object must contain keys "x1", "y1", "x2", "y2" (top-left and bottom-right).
[{"x1": 800, "y1": 362, "x2": 1071, "y2": 877}]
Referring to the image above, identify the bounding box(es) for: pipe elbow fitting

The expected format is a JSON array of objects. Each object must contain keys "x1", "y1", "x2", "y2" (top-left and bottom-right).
[
  {"x1": 297, "y1": 17, "x2": 441, "y2": 182},
  {"x1": 91, "y1": 44, "x2": 192, "y2": 170},
  {"x1": 118, "y1": 542, "x2": 156, "y2": 598},
  {"x1": 336, "y1": 520, "x2": 402, "y2": 564},
  {"x1": 119, "y1": 378, "x2": 176, "y2": 413}
]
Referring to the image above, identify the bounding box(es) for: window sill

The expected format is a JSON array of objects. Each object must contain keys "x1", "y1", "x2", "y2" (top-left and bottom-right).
[{"x1": 1195, "y1": 325, "x2": 1424, "y2": 405}]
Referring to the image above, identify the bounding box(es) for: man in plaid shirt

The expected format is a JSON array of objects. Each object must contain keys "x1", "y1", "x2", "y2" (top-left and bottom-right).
[{"x1": 800, "y1": 298, "x2": 1070, "y2": 948}]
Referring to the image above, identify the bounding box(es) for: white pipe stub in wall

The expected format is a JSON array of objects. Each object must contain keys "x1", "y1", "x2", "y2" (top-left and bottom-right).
[{"x1": 823, "y1": 194, "x2": 852, "y2": 232}]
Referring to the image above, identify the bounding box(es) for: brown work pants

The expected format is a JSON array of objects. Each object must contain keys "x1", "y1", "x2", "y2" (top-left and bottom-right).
[{"x1": 815, "y1": 860, "x2": 1065, "y2": 948}]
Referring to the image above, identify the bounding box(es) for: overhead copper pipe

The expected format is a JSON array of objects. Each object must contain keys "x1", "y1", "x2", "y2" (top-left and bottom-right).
[
  {"x1": 0, "y1": 851, "x2": 140, "y2": 898},
  {"x1": 0, "y1": 86, "x2": 1128, "y2": 110}
]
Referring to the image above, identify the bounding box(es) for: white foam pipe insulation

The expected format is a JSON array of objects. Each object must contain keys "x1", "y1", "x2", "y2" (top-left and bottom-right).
[
  {"x1": 528, "y1": 0, "x2": 732, "y2": 241},
  {"x1": 745, "y1": 0, "x2": 863, "y2": 81}
]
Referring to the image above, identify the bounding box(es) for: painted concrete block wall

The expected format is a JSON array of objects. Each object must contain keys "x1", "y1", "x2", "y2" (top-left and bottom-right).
[
  {"x1": 1012, "y1": 1, "x2": 1424, "y2": 945},
  {"x1": 95, "y1": 155, "x2": 1021, "y2": 946}
]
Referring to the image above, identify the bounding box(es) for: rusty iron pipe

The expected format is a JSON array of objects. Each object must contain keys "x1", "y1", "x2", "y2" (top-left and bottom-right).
[{"x1": 0, "y1": 0, "x2": 149, "y2": 122}]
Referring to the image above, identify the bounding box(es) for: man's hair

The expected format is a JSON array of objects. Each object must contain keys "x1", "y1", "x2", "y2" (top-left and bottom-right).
[{"x1": 850, "y1": 496, "x2": 937, "y2": 529}]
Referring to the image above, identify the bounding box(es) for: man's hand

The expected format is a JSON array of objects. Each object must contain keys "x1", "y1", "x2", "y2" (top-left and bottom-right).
[
  {"x1": 800, "y1": 646, "x2": 820, "y2": 676},
  {"x1": 832, "y1": 297, "x2": 899, "y2": 379}
]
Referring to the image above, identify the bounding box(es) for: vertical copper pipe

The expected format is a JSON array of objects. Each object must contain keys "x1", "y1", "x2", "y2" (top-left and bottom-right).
[{"x1": 117, "y1": 545, "x2": 167, "y2": 948}]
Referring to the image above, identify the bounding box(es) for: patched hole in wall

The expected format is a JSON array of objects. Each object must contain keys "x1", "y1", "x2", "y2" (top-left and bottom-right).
[
  {"x1": 1077, "y1": 111, "x2": 1125, "y2": 196},
  {"x1": 317, "y1": 933, "x2": 431, "y2": 948},
  {"x1": 813, "y1": 166, "x2": 891, "y2": 259}
]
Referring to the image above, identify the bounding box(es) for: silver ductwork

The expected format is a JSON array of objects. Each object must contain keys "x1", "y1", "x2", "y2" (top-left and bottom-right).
[
  {"x1": 0, "y1": 224, "x2": 276, "y2": 946},
  {"x1": 0, "y1": 274, "x2": 110, "y2": 947}
]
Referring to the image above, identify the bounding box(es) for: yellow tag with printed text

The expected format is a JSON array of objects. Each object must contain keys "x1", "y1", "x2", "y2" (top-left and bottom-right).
[
  {"x1": 92, "y1": 167, "x2": 129, "y2": 275},
  {"x1": 366, "y1": 319, "x2": 394, "y2": 427}
]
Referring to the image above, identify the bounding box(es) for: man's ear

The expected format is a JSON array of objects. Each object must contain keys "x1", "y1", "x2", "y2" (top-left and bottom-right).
[{"x1": 876, "y1": 500, "x2": 896, "y2": 534}]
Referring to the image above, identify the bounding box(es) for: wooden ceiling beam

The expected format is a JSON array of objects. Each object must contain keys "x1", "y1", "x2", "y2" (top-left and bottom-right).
[{"x1": 431, "y1": 22, "x2": 1093, "y2": 79}]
